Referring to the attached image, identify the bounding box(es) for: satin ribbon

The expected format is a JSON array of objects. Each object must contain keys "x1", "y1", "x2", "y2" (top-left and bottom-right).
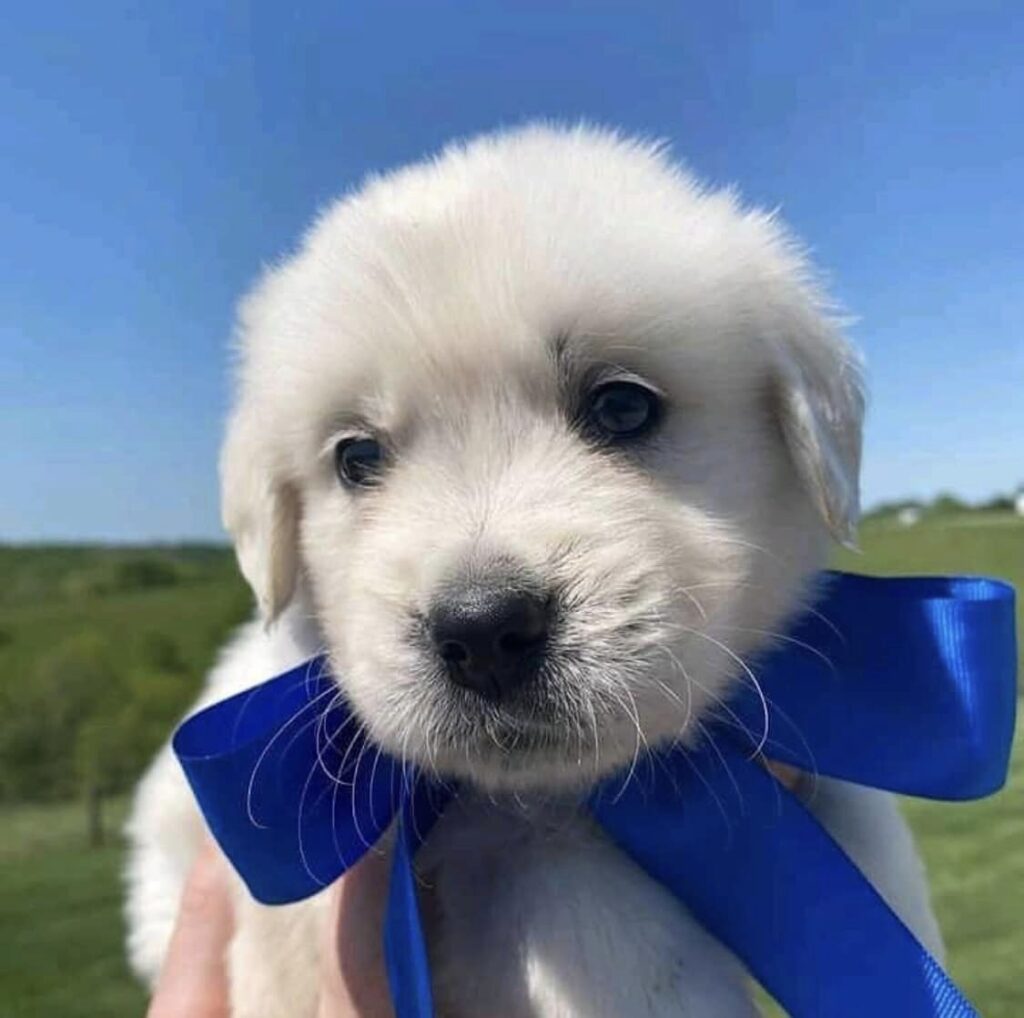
[{"x1": 173, "y1": 572, "x2": 1017, "y2": 1017}]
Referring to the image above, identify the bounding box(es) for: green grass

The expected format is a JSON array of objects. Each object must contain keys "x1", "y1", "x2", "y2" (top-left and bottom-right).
[
  {"x1": 0, "y1": 519, "x2": 1020, "y2": 1015},
  {"x1": 0, "y1": 798, "x2": 147, "y2": 1018},
  {"x1": 906, "y1": 749, "x2": 1024, "y2": 1015}
]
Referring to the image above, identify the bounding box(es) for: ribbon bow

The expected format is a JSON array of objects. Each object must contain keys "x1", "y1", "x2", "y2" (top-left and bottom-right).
[{"x1": 174, "y1": 572, "x2": 1017, "y2": 1017}]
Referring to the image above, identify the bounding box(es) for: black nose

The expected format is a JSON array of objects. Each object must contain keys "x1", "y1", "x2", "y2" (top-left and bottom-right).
[{"x1": 429, "y1": 580, "x2": 551, "y2": 701}]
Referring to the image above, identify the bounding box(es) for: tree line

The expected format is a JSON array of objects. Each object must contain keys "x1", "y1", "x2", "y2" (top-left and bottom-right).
[{"x1": 0, "y1": 546, "x2": 250, "y2": 842}]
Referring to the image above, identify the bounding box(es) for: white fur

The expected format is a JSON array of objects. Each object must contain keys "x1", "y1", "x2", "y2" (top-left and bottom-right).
[{"x1": 126, "y1": 124, "x2": 940, "y2": 1016}]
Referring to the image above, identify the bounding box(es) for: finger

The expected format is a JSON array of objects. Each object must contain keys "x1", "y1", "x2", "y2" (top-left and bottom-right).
[
  {"x1": 318, "y1": 848, "x2": 395, "y2": 1018},
  {"x1": 764, "y1": 759, "x2": 804, "y2": 793},
  {"x1": 147, "y1": 840, "x2": 234, "y2": 1018}
]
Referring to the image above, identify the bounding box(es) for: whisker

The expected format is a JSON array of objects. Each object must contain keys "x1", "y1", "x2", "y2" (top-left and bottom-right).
[
  {"x1": 366, "y1": 738, "x2": 387, "y2": 833},
  {"x1": 673, "y1": 743, "x2": 734, "y2": 841},
  {"x1": 674, "y1": 579, "x2": 847, "y2": 645},
  {"x1": 312, "y1": 697, "x2": 364, "y2": 787},
  {"x1": 667, "y1": 582, "x2": 708, "y2": 622},
  {"x1": 677, "y1": 626, "x2": 770, "y2": 761},
  {"x1": 330, "y1": 761, "x2": 348, "y2": 870},
  {"x1": 245, "y1": 685, "x2": 340, "y2": 829},
  {"x1": 658, "y1": 638, "x2": 766, "y2": 758},
  {"x1": 718, "y1": 626, "x2": 838, "y2": 676},
  {"x1": 296, "y1": 756, "x2": 330, "y2": 890},
  {"x1": 608, "y1": 686, "x2": 649, "y2": 804},
  {"x1": 694, "y1": 718, "x2": 744, "y2": 812},
  {"x1": 653, "y1": 646, "x2": 694, "y2": 733},
  {"x1": 348, "y1": 737, "x2": 378, "y2": 851}
]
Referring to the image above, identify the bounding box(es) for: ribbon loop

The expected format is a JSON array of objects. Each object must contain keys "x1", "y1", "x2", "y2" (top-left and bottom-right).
[
  {"x1": 729, "y1": 573, "x2": 1017, "y2": 798},
  {"x1": 173, "y1": 658, "x2": 397, "y2": 903}
]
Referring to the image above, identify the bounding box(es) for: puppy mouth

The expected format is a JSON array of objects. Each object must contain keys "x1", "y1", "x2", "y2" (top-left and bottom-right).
[
  {"x1": 434, "y1": 714, "x2": 602, "y2": 786},
  {"x1": 467, "y1": 725, "x2": 586, "y2": 771},
  {"x1": 405, "y1": 653, "x2": 622, "y2": 787}
]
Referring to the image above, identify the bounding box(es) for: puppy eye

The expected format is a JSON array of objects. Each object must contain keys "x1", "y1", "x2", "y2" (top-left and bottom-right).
[
  {"x1": 584, "y1": 381, "x2": 661, "y2": 441},
  {"x1": 334, "y1": 437, "x2": 387, "y2": 488}
]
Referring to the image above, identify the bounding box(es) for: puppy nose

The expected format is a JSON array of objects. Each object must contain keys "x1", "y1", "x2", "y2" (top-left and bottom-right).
[{"x1": 429, "y1": 581, "x2": 550, "y2": 701}]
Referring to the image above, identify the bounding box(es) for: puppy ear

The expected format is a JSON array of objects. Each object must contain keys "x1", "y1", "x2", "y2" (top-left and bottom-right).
[
  {"x1": 220, "y1": 407, "x2": 300, "y2": 621},
  {"x1": 771, "y1": 325, "x2": 865, "y2": 546}
]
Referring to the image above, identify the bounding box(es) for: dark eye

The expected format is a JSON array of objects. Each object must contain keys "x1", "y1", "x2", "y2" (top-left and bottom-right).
[
  {"x1": 584, "y1": 381, "x2": 661, "y2": 441},
  {"x1": 334, "y1": 436, "x2": 387, "y2": 488}
]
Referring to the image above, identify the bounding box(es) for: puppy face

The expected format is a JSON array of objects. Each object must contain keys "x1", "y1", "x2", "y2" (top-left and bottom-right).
[{"x1": 222, "y1": 126, "x2": 863, "y2": 791}]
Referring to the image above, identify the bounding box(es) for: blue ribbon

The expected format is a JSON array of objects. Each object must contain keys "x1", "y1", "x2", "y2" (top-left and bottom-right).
[{"x1": 173, "y1": 572, "x2": 1017, "y2": 1017}]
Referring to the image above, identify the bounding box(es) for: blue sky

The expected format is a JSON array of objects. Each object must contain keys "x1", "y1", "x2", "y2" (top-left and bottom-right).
[{"x1": 2, "y1": 1, "x2": 1022, "y2": 542}]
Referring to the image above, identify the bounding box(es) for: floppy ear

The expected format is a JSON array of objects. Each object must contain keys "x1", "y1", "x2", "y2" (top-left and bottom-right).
[
  {"x1": 771, "y1": 325, "x2": 865, "y2": 547},
  {"x1": 220, "y1": 406, "x2": 300, "y2": 621}
]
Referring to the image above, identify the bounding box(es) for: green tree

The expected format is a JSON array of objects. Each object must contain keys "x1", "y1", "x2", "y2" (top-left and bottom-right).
[
  {"x1": 68, "y1": 659, "x2": 194, "y2": 844},
  {"x1": 979, "y1": 494, "x2": 1013, "y2": 512},
  {"x1": 0, "y1": 630, "x2": 195, "y2": 841},
  {"x1": 0, "y1": 633, "x2": 118, "y2": 800},
  {"x1": 928, "y1": 492, "x2": 967, "y2": 516}
]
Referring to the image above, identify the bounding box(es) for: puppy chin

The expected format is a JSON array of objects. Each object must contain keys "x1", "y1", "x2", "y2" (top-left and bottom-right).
[
  {"x1": 362, "y1": 702, "x2": 609, "y2": 794},
  {"x1": 343, "y1": 670, "x2": 698, "y2": 797},
  {"x1": 422, "y1": 703, "x2": 701, "y2": 795},
  {"x1": 427, "y1": 733, "x2": 621, "y2": 795}
]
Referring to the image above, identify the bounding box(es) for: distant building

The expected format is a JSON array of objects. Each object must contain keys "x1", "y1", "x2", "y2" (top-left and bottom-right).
[
  {"x1": 1015, "y1": 488, "x2": 1024, "y2": 517},
  {"x1": 898, "y1": 505, "x2": 922, "y2": 527}
]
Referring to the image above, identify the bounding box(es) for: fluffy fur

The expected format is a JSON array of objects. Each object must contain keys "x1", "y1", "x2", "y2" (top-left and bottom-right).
[{"x1": 126, "y1": 124, "x2": 941, "y2": 1017}]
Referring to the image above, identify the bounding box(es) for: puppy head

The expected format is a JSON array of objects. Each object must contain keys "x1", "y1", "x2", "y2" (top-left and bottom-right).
[{"x1": 222, "y1": 125, "x2": 863, "y2": 791}]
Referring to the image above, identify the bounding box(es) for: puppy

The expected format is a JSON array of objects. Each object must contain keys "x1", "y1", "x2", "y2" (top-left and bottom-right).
[{"x1": 126, "y1": 124, "x2": 942, "y2": 1017}]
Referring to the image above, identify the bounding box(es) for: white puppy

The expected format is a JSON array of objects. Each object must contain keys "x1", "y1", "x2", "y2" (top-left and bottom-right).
[{"x1": 126, "y1": 125, "x2": 942, "y2": 1017}]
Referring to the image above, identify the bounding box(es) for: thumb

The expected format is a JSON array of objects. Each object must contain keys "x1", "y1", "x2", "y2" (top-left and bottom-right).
[{"x1": 147, "y1": 840, "x2": 234, "y2": 1018}]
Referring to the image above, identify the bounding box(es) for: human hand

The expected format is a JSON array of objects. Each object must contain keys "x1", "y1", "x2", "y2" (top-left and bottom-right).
[{"x1": 147, "y1": 841, "x2": 394, "y2": 1018}]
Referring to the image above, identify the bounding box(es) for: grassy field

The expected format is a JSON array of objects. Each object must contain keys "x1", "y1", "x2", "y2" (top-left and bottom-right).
[
  {"x1": 0, "y1": 516, "x2": 1021, "y2": 1016},
  {"x1": 0, "y1": 797, "x2": 146, "y2": 1018},
  {"x1": 0, "y1": 544, "x2": 249, "y2": 679}
]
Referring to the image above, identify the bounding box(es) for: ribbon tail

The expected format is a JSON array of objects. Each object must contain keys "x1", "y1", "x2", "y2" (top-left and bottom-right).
[
  {"x1": 591, "y1": 741, "x2": 979, "y2": 1018},
  {"x1": 384, "y1": 777, "x2": 453, "y2": 1018}
]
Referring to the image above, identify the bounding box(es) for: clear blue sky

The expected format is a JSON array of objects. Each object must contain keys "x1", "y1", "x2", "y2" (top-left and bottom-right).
[{"x1": 3, "y1": 1, "x2": 1022, "y2": 542}]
